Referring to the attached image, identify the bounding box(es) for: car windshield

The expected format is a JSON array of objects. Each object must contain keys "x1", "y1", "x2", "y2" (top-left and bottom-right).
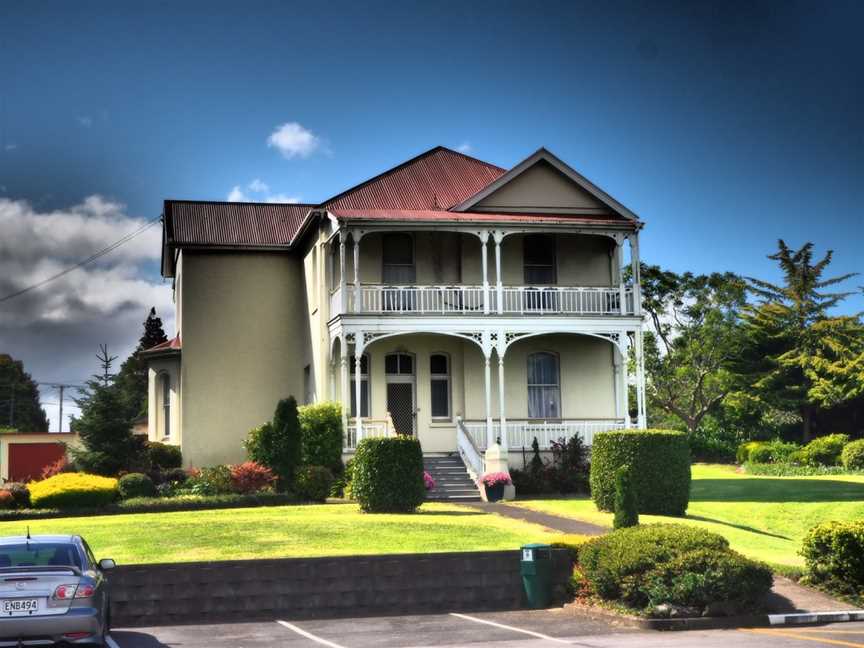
[{"x1": 0, "y1": 543, "x2": 81, "y2": 569}]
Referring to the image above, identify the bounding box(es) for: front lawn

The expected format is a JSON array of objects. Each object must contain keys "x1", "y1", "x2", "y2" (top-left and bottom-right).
[
  {"x1": 513, "y1": 464, "x2": 864, "y2": 569},
  {"x1": 0, "y1": 502, "x2": 558, "y2": 565}
]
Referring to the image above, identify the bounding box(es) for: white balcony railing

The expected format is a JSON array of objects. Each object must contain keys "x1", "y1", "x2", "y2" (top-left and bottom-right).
[
  {"x1": 461, "y1": 419, "x2": 627, "y2": 451},
  {"x1": 332, "y1": 285, "x2": 634, "y2": 317},
  {"x1": 343, "y1": 416, "x2": 396, "y2": 450}
]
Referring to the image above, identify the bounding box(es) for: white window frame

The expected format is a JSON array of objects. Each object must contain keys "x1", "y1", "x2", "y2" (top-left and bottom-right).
[
  {"x1": 527, "y1": 351, "x2": 561, "y2": 420},
  {"x1": 159, "y1": 373, "x2": 171, "y2": 440}
]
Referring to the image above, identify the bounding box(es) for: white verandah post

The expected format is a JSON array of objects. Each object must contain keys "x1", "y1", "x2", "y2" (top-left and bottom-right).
[
  {"x1": 353, "y1": 232, "x2": 362, "y2": 313},
  {"x1": 635, "y1": 328, "x2": 647, "y2": 429},
  {"x1": 339, "y1": 231, "x2": 347, "y2": 314},
  {"x1": 479, "y1": 230, "x2": 490, "y2": 314},
  {"x1": 493, "y1": 231, "x2": 504, "y2": 314},
  {"x1": 497, "y1": 342, "x2": 507, "y2": 451},
  {"x1": 354, "y1": 332, "x2": 365, "y2": 442},
  {"x1": 339, "y1": 335, "x2": 349, "y2": 442}
]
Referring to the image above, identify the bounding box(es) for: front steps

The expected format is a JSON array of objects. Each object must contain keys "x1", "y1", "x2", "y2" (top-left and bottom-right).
[{"x1": 423, "y1": 454, "x2": 481, "y2": 502}]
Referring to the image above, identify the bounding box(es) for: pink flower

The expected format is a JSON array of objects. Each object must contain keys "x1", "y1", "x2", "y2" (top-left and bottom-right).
[
  {"x1": 480, "y1": 472, "x2": 512, "y2": 487},
  {"x1": 423, "y1": 471, "x2": 436, "y2": 491}
]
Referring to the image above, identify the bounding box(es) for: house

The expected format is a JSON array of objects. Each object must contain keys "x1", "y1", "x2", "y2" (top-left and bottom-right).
[{"x1": 143, "y1": 146, "x2": 647, "y2": 481}]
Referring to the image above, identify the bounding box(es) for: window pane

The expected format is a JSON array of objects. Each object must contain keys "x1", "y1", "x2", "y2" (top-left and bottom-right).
[
  {"x1": 528, "y1": 386, "x2": 560, "y2": 419},
  {"x1": 399, "y1": 353, "x2": 413, "y2": 375},
  {"x1": 528, "y1": 353, "x2": 558, "y2": 385},
  {"x1": 350, "y1": 379, "x2": 369, "y2": 417},
  {"x1": 431, "y1": 379, "x2": 449, "y2": 417},
  {"x1": 385, "y1": 354, "x2": 399, "y2": 374},
  {"x1": 382, "y1": 233, "x2": 414, "y2": 265},
  {"x1": 524, "y1": 235, "x2": 555, "y2": 265},
  {"x1": 430, "y1": 354, "x2": 448, "y2": 375},
  {"x1": 525, "y1": 267, "x2": 556, "y2": 285}
]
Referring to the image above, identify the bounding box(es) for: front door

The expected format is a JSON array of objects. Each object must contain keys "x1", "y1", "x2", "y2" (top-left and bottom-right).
[{"x1": 385, "y1": 352, "x2": 415, "y2": 435}]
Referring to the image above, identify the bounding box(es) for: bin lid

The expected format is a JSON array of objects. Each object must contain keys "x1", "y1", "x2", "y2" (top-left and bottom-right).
[{"x1": 521, "y1": 543, "x2": 551, "y2": 550}]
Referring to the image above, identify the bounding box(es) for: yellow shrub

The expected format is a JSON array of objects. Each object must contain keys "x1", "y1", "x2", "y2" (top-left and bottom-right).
[
  {"x1": 550, "y1": 533, "x2": 589, "y2": 562},
  {"x1": 28, "y1": 473, "x2": 119, "y2": 509}
]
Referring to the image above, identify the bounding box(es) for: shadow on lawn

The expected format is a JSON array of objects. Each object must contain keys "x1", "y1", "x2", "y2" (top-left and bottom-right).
[
  {"x1": 416, "y1": 510, "x2": 486, "y2": 516},
  {"x1": 684, "y1": 513, "x2": 792, "y2": 540},
  {"x1": 690, "y1": 478, "x2": 864, "y2": 503}
]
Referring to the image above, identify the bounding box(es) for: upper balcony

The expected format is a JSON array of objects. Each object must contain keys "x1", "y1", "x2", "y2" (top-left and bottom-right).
[{"x1": 325, "y1": 229, "x2": 642, "y2": 319}]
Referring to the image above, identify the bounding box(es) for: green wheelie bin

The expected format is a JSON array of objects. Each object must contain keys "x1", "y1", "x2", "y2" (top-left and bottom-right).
[{"x1": 520, "y1": 543, "x2": 552, "y2": 608}]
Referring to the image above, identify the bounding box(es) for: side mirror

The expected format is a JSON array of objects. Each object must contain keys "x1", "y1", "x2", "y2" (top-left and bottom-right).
[{"x1": 99, "y1": 559, "x2": 116, "y2": 571}]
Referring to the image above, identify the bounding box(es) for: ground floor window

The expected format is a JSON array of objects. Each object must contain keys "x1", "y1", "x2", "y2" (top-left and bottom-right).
[
  {"x1": 160, "y1": 373, "x2": 171, "y2": 439},
  {"x1": 350, "y1": 354, "x2": 370, "y2": 417},
  {"x1": 430, "y1": 353, "x2": 450, "y2": 418},
  {"x1": 527, "y1": 351, "x2": 560, "y2": 419}
]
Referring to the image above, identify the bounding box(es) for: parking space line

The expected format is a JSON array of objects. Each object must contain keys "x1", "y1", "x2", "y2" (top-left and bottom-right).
[
  {"x1": 106, "y1": 635, "x2": 121, "y2": 648},
  {"x1": 277, "y1": 620, "x2": 349, "y2": 648},
  {"x1": 741, "y1": 628, "x2": 864, "y2": 647},
  {"x1": 450, "y1": 612, "x2": 573, "y2": 644}
]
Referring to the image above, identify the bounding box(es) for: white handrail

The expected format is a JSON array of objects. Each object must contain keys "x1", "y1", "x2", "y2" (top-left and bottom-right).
[
  {"x1": 344, "y1": 417, "x2": 394, "y2": 450},
  {"x1": 456, "y1": 416, "x2": 484, "y2": 482},
  {"x1": 341, "y1": 285, "x2": 634, "y2": 316},
  {"x1": 461, "y1": 419, "x2": 627, "y2": 451}
]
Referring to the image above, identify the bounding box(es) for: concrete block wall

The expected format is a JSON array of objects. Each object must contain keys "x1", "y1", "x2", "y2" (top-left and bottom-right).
[{"x1": 109, "y1": 549, "x2": 571, "y2": 626}]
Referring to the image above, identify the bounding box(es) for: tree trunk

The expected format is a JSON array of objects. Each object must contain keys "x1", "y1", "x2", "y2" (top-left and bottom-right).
[{"x1": 802, "y1": 407, "x2": 813, "y2": 443}]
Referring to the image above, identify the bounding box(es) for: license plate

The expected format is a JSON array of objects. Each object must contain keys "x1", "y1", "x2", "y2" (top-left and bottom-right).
[{"x1": 2, "y1": 598, "x2": 39, "y2": 615}]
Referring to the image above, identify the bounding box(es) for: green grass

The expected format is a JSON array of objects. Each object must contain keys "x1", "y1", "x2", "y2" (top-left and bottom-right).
[
  {"x1": 513, "y1": 464, "x2": 864, "y2": 569},
  {"x1": 0, "y1": 502, "x2": 558, "y2": 565}
]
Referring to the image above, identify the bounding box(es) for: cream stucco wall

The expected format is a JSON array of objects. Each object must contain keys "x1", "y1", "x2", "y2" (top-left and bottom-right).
[{"x1": 179, "y1": 251, "x2": 308, "y2": 467}]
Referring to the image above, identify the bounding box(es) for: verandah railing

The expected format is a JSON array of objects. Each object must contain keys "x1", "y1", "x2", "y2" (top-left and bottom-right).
[{"x1": 461, "y1": 418, "x2": 627, "y2": 452}]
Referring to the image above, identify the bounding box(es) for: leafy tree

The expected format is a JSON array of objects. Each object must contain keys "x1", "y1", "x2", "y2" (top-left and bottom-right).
[
  {"x1": 639, "y1": 265, "x2": 747, "y2": 435},
  {"x1": 71, "y1": 345, "x2": 137, "y2": 475},
  {"x1": 115, "y1": 308, "x2": 169, "y2": 419},
  {"x1": 0, "y1": 354, "x2": 49, "y2": 432},
  {"x1": 244, "y1": 396, "x2": 302, "y2": 490},
  {"x1": 738, "y1": 241, "x2": 861, "y2": 441}
]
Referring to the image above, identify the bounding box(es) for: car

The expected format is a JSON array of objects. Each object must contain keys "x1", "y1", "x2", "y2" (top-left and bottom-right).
[{"x1": 0, "y1": 534, "x2": 115, "y2": 646}]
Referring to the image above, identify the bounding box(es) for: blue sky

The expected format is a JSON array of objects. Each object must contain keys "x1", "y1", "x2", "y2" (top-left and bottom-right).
[{"x1": 1, "y1": 0, "x2": 862, "y2": 428}]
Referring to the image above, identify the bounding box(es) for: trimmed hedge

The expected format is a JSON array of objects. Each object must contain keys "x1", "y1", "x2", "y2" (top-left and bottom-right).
[
  {"x1": 28, "y1": 473, "x2": 119, "y2": 509},
  {"x1": 352, "y1": 437, "x2": 425, "y2": 513},
  {"x1": 299, "y1": 402, "x2": 344, "y2": 473},
  {"x1": 118, "y1": 473, "x2": 156, "y2": 499},
  {"x1": 801, "y1": 520, "x2": 864, "y2": 601},
  {"x1": 147, "y1": 442, "x2": 182, "y2": 470},
  {"x1": 841, "y1": 440, "x2": 864, "y2": 470},
  {"x1": 590, "y1": 429, "x2": 691, "y2": 516},
  {"x1": 578, "y1": 524, "x2": 729, "y2": 602}
]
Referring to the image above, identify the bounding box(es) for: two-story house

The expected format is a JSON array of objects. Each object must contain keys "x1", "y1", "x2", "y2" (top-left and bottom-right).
[{"x1": 144, "y1": 146, "x2": 647, "y2": 482}]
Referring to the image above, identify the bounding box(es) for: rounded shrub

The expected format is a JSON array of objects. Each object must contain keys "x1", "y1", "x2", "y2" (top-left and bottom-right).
[
  {"x1": 737, "y1": 441, "x2": 767, "y2": 464},
  {"x1": 3, "y1": 483, "x2": 30, "y2": 509},
  {"x1": 801, "y1": 520, "x2": 864, "y2": 597},
  {"x1": 229, "y1": 461, "x2": 276, "y2": 494},
  {"x1": 578, "y1": 524, "x2": 729, "y2": 602},
  {"x1": 186, "y1": 465, "x2": 233, "y2": 495},
  {"x1": 802, "y1": 434, "x2": 850, "y2": 466},
  {"x1": 118, "y1": 473, "x2": 156, "y2": 499},
  {"x1": 147, "y1": 442, "x2": 182, "y2": 470},
  {"x1": 749, "y1": 440, "x2": 800, "y2": 464},
  {"x1": 352, "y1": 437, "x2": 425, "y2": 513},
  {"x1": 590, "y1": 429, "x2": 691, "y2": 516},
  {"x1": 841, "y1": 440, "x2": 864, "y2": 470},
  {"x1": 299, "y1": 402, "x2": 344, "y2": 473},
  {"x1": 294, "y1": 465, "x2": 334, "y2": 502},
  {"x1": 641, "y1": 548, "x2": 773, "y2": 611},
  {"x1": 28, "y1": 473, "x2": 119, "y2": 509}
]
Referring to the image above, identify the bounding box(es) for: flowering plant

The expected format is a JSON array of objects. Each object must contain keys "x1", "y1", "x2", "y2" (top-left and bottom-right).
[
  {"x1": 480, "y1": 472, "x2": 512, "y2": 487},
  {"x1": 423, "y1": 471, "x2": 436, "y2": 491}
]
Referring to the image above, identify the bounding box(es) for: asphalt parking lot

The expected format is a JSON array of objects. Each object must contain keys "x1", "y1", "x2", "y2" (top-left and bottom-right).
[{"x1": 105, "y1": 612, "x2": 864, "y2": 648}]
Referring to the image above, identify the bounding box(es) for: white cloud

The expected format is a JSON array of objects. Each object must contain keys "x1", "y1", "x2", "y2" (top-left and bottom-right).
[
  {"x1": 227, "y1": 182, "x2": 300, "y2": 204},
  {"x1": 77, "y1": 116, "x2": 93, "y2": 128},
  {"x1": 248, "y1": 178, "x2": 269, "y2": 193},
  {"x1": 266, "y1": 122, "x2": 321, "y2": 159},
  {"x1": 457, "y1": 142, "x2": 473, "y2": 154},
  {"x1": 227, "y1": 186, "x2": 248, "y2": 202},
  {"x1": 0, "y1": 195, "x2": 173, "y2": 432}
]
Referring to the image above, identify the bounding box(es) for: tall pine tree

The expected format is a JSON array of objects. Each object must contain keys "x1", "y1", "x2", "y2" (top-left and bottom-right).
[
  {"x1": 0, "y1": 355, "x2": 49, "y2": 432},
  {"x1": 737, "y1": 240, "x2": 861, "y2": 441},
  {"x1": 115, "y1": 308, "x2": 169, "y2": 419}
]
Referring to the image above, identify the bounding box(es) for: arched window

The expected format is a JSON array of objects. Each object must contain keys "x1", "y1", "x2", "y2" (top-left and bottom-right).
[
  {"x1": 430, "y1": 353, "x2": 450, "y2": 419},
  {"x1": 350, "y1": 354, "x2": 370, "y2": 417},
  {"x1": 160, "y1": 373, "x2": 171, "y2": 439},
  {"x1": 527, "y1": 352, "x2": 560, "y2": 419}
]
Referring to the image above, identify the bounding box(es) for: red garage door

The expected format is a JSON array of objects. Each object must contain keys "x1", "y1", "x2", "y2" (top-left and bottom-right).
[{"x1": 8, "y1": 443, "x2": 66, "y2": 483}]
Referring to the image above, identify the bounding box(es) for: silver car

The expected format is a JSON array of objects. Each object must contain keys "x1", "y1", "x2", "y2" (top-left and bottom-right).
[{"x1": 0, "y1": 535, "x2": 115, "y2": 646}]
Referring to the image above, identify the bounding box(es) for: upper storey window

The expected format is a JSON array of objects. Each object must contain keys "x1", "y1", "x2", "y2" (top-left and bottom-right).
[
  {"x1": 523, "y1": 234, "x2": 556, "y2": 285},
  {"x1": 382, "y1": 233, "x2": 415, "y2": 284}
]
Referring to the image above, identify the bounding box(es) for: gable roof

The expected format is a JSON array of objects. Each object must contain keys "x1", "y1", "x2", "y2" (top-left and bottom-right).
[
  {"x1": 324, "y1": 146, "x2": 505, "y2": 211},
  {"x1": 140, "y1": 333, "x2": 181, "y2": 357},
  {"x1": 452, "y1": 147, "x2": 640, "y2": 222}
]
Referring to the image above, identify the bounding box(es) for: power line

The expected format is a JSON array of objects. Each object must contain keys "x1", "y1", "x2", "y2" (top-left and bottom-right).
[{"x1": 0, "y1": 216, "x2": 161, "y2": 304}]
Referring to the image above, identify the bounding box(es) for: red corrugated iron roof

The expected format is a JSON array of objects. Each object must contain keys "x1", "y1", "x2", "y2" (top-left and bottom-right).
[
  {"x1": 324, "y1": 147, "x2": 505, "y2": 211},
  {"x1": 328, "y1": 209, "x2": 630, "y2": 226},
  {"x1": 165, "y1": 200, "x2": 314, "y2": 248},
  {"x1": 140, "y1": 333, "x2": 181, "y2": 355}
]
